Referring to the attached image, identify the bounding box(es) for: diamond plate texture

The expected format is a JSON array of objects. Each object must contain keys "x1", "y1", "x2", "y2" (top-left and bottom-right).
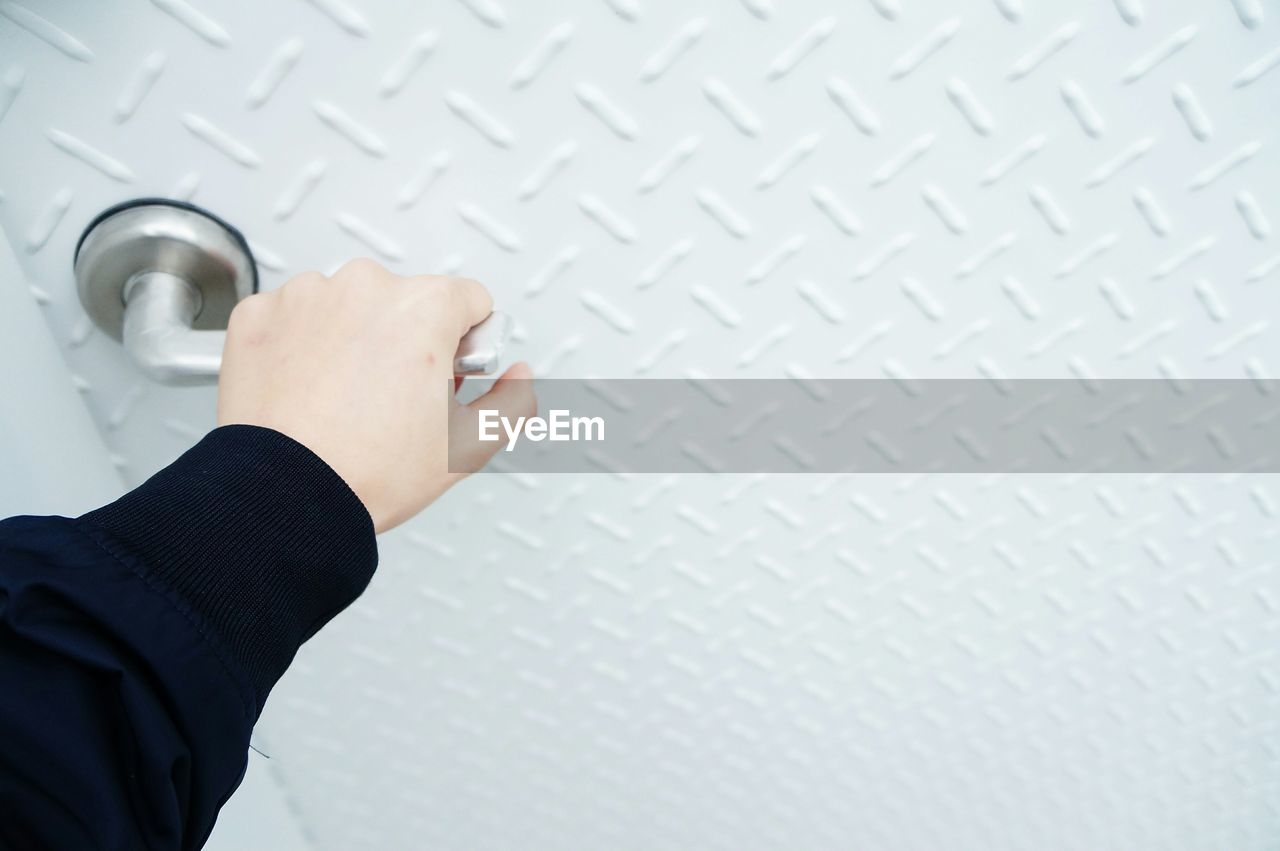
[{"x1": 2, "y1": 0, "x2": 1280, "y2": 848}]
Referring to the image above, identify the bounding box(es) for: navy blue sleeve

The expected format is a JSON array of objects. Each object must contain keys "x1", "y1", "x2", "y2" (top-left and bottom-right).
[{"x1": 0, "y1": 424, "x2": 377, "y2": 850}]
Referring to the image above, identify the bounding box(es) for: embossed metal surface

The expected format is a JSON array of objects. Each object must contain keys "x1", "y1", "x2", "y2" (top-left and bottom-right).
[{"x1": 2, "y1": 0, "x2": 1279, "y2": 848}]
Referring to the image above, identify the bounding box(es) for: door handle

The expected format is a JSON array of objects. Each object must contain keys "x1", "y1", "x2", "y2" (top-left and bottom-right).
[{"x1": 75, "y1": 199, "x2": 512, "y2": 386}]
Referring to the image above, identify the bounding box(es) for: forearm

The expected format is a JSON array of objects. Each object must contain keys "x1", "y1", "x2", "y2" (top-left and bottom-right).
[
  {"x1": 82, "y1": 424, "x2": 378, "y2": 707},
  {"x1": 0, "y1": 425, "x2": 377, "y2": 850}
]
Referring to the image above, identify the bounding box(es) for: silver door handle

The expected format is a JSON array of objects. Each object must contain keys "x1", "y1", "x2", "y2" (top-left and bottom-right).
[{"x1": 75, "y1": 199, "x2": 512, "y2": 386}]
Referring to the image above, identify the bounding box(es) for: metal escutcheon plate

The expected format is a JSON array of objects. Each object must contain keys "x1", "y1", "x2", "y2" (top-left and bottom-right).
[{"x1": 74, "y1": 199, "x2": 258, "y2": 342}]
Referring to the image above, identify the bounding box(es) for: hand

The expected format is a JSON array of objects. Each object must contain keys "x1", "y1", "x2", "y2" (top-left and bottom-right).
[{"x1": 217, "y1": 258, "x2": 535, "y2": 533}]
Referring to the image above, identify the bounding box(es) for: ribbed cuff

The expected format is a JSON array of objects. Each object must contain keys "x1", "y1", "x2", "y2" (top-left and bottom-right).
[{"x1": 80, "y1": 424, "x2": 378, "y2": 713}]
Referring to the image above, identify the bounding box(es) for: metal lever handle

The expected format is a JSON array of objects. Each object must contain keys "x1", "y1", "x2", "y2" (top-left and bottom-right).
[{"x1": 122, "y1": 271, "x2": 512, "y2": 386}]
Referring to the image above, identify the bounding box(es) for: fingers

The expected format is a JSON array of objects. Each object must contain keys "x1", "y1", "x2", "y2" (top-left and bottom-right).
[
  {"x1": 465, "y1": 361, "x2": 533, "y2": 416},
  {"x1": 329, "y1": 261, "x2": 494, "y2": 336},
  {"x1": 442, "y1": 276, "x2": 495, "y2": 338},
  {"x1": 448, "y1": 362, "x2": 536, "y2": 475},
  {"x1": 325, "y1": 260, "x2": 497, "y2": 354}
]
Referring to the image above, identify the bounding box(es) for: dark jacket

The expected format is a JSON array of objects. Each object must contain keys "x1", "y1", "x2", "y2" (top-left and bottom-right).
[{"x1": 0, "y1": 425, "x2": 378, "y2": 850}]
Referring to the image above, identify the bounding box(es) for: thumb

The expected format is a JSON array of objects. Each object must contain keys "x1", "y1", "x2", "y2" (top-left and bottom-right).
[{"x1": 448, "y1": 362, "x2": 537, "y2": 475}]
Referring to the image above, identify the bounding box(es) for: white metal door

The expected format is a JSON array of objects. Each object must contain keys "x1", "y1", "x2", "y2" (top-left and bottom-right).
[{"x1": 2, "y1": 1, "x2": 1278, "y2": 848}]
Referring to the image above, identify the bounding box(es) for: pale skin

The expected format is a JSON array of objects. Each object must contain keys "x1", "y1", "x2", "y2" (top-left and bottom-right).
[{"x1": 217, "y1": 257, "x2": 536, "y2": 533}]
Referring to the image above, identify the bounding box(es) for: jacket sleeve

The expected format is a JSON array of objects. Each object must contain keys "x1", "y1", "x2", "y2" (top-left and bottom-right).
[{"x1": 0, "y1": 424, "x2": 377, "y2": 851}]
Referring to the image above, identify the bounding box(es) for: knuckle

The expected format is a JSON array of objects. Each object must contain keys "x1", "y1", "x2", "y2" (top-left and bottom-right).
[
  {"x1": 442, "y1": 278, "x2": 466, "y2": 305},
  {"x1": 281, "y1": 270, "x2": 325, "y2": 295},
  {"x1": 411, "y1": 277, "x2": 454, "y2": 309},
  {"x1": 334, "y1": 256, "x2": 385, "y2": 280},
  {"x1": 227, "y1": 292, "x2": 271, "y2": 331},
  {"x1": 464, "y1": 277, "x2": 495, "y2": 311},
  {"x1": 419, "y1": 274, "x2": 452, "y2": 294},
  {"x1": 455, "y1": 275, "x2": 490, "y2": 296}
]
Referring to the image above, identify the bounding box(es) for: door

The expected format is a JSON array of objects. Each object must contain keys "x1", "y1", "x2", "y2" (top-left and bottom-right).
[{"x1": 2, "y1": 1, "x2": 1278, "y2": 848}]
